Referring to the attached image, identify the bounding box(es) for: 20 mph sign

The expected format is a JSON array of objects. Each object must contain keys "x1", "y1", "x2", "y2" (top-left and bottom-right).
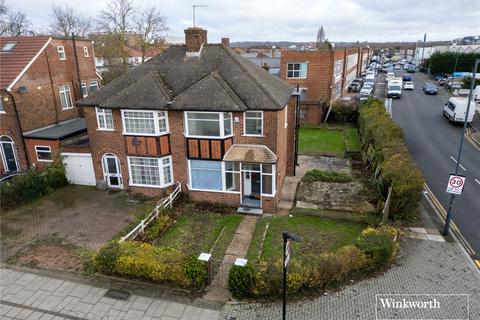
[{"x1": 446, "y1": 174, "x2": 466, "y2": 195}]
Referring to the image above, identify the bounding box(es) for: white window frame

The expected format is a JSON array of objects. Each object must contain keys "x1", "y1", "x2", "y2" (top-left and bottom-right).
[
  {"x1": 286, "y1": 62, "x2": 308, "y2": 79},
  {"x1": 83, "y1": 45, "x2": 89, "y2": 57},
  {"x1": 260, "y1": 163, "x2": 276, "y2": 196},
  {"x1": 81, "y1": 82, "x2": 87, "y2": 98},
  {"x1": 187, "y1": 160, "x2": 241, "y2": 194},
  {"x1": 0, "y1": 95, "x2": 5, "y2": 113},
  {"x1": 121, "y1": 110, "x2": 169, "y2": 136},
  {"x1": 89, "y1": 80, "x2": 99, "y2": 94},
  {"x1": 59, "y1": 85, "x2": 73, "y2": 110},
  {"x1": 334, "y1": 59, "x2": 343, "y2": 76},
  {"x1": 35, "y1": 145, "x2": 53, "y2": 162},
  {"x1": 96, "y1": 107, "x2": 114, "y2": 131},
  {"x1": 243, "y1": 111, "x2": 263, "y2": 136},
  {"x1": 57, "y1": 46, "x2": 66, "y2": 60},
  {"x1": 284, "y1": 105, "x2": 288, "y2": 128},
  {"x1": 184, "y1": 111, "x2": 233, "y2": 139},
  {"x1": 127, "y1": 155, "x2": 173, "y2": 188}
]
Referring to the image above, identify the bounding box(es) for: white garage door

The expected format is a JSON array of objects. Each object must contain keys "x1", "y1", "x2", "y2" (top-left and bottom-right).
[{"x1": 61, "y1": 153, "x2": 96, "y2": 186}]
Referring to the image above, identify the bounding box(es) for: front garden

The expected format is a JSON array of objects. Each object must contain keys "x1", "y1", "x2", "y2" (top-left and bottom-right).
[{"x1": 299, "y1": 125, "x2": 361, "y2": 156}]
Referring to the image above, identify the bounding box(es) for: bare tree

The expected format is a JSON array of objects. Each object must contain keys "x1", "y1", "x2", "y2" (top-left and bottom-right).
[
  {"x1": 133, "y1": 6, "x2": 167, "y2": 63},
  {"x1": 49, "y1": 5, "x2": 93, "y2": 38},
  {"x1": 97, "y1": 0, "x2": 134, "y2": 65},
  {"x1": 0, "y1": 1, "x2": 31, "y2": 36}
]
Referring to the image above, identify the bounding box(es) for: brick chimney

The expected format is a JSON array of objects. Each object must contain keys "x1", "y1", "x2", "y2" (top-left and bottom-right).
[
  {"x1": 221, "y1": 37, "x2": 230, "y2": 48},
  {"x1": 262, "y1": 63, "x2": 270, "y2": 71},
  {"x1": 184, "y1": 27, "x2": 207, "y2": 55}
]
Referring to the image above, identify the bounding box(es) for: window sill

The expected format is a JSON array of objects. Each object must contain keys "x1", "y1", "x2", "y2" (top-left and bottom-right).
[
  {"x1": 0, "y1": 111, "x2": 6, "y2": 114},
  {"x1": 62, "y1": 107, "x2": 74, "y2": 111},
  {"x1": 129, "y1": 182, "x2": 173, "y2": 189},
  {"x1": 37, "y1": 159, "x2": 53, "y2": 162},
  {"x1": 122, "y1": 132, "x2": 170, "y2": 137},
  {"x1": 184, "y1": 134, "x2": 233, "y2": 139},
  {"x1": 96, "y1": 128, "x2": 115, "y2": 132},
  {"x1": 286, "y1": 77, "x2": 307, "y2": 80},
  {"x1": 242, "y1": 134, "x2": 264, "y2": 137},
  {"x1": 187, "y1": 184, "x2": 241, "y2": 194}
]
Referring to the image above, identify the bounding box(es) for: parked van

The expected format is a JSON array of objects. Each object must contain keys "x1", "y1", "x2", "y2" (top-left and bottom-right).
[
  {"x1": 387, "y1": 78, "x2": 402, "y2": 98},
  {"x1": 443, "y1": 97, "x2": 475, "y2": 123}
]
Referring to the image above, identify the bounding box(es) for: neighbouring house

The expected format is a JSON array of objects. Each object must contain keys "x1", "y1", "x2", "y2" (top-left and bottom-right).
[
  {"x1": 280, "y1": 46, "x2": 371, "y2": 125},
  {"x1": 0, "y1": 36, "x2": 101, "y2": 184},
  {"x1": 239, "y1": 47, "x2": 282, "y2": 77},
  {"x1": 78, "y1": 27, "x2": 297, "y2": 212}
]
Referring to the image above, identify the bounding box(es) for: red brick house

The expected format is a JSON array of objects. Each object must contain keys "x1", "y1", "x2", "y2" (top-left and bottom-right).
[
  {"x1": 78, "y1": 27, "x2": 297, "y2": 212},
  {"x1": 0, "y1": 36, "x2": 101, "y2": 183},
  {"x1": 280, "y1": 46, "x2": 371, "y2": 125}
]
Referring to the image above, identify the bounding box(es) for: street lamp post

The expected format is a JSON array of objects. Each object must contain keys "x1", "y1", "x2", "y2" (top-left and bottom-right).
[
  {"x1": 450, "y1": 46, "x2": 460, "y2": 93},
  {"x1": 444, "y1": 58, "x2": 479, "y2": 235},
  {"x1": 420, "y1": 33, "x2": 427, "y2": 71},
  {"x1": 282, "y1": 231, "x2": 301, "y2": 320}
]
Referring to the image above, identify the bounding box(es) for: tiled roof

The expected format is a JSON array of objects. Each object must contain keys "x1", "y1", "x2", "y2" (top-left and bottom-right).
[
  {"x1": 78, "y1": 44, "x2": 293, "y2": 111},
  {"x1": 0, "y1": 36, "x2": 51, "y2": 90},
  {"x1": 223, "y1": 144, "x2": 277, "y2": 164}
]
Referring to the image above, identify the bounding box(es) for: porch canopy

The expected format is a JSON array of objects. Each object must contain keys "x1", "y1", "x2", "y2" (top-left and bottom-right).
[{"x1": 223, "y1": 144, "x2": 277, "y2": 164}]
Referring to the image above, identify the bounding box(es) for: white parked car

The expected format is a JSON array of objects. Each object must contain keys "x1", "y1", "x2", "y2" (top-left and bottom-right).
[
  {"x1": 404, "y1": 81, "x2": 414, "y2": 90},
  {"x1": 360, "y1": 84, "x2": 374, "y2": 96},
  {"x1": 394, "y1": 64, "x2": 401, "y2": 70}
]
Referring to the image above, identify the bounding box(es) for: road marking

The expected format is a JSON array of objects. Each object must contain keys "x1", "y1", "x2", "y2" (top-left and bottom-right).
[
  {"x1": 475, "y1": 179, "x2": 480, "y2": 185},
  {"x1": 423, "y1": 183, "x2": 476, "y2": 256},
  {"x1": 449, "y1": 156, "x2": 467, "y2": 171},
  {"x1": 465, "y1": 128, "x2": 480, "y2": 152}
]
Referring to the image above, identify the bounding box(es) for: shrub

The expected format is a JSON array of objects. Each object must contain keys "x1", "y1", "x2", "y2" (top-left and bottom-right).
[
  {"x1": 358, "y1": 98, "x2": 424, "y2": 220},
  {"x1": 302, "y1": 169, "x2": 353, "y2": 183},
  {"x1": 0, "y1": 162, "x2": 68, "y2": 211},
  {"x1": 93, "y1": 241, "x2": 121, "y2": 275},
  {"x1": 354, "y1": 227, "x2": 398, "y2": 271},
  {"x1": 228, "y1": 264, "x2": 256, "y2": 299},
  {"x1": 143, "y1": 214, "x2": 173, "y2": 241},
  {"x1": 330, "y1": 100, "x2": 359, "y2": 123},
  {"x1": 184, "y1": 254, "x2": 208, "y2": 289}
]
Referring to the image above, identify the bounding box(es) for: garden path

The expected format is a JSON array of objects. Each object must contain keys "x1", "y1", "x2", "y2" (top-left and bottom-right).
[{"x1": 202, "y1": 216, "x2": 257, "y2": 302}]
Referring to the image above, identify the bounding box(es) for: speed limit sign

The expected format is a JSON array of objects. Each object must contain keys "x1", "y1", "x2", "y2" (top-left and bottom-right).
[{"x1": 446, "y1": 174, "x2": 466, "y2": 195}]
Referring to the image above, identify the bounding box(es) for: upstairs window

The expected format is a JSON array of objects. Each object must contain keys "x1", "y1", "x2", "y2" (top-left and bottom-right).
[
  {"x1": 81, "y1": 82, "x2": 87, "y2": 97},
  {"x1": 96, "y1": 108, "x2": 114, "y2": 130},
  {"x1": 185, "y1": 112, "x2": 233, "y2": 138},
  {"x1": 59, "y1": 85, "x2": 73, "y2": 109},
  {"x1": 57, "y1": 46, "x2": 66, "y2": 60},
  {"x1": 121, "y1": 110, "x2": 169, "y2": 136},
  {"x1": 83, "y1": 45, "x2": 89, "y2": 57},
  {"x1": 89, "y1": 80, "x2": 99, "y2": 94},
  {"x1": 286, "y1": 63, "x2": 307, "y2": 79},
  {"x1": 244, "y1": 111, "x2": 263, "y2": 136},
  {"x1": 334, "y1": 59, "x2": 343, "y2": 76}
]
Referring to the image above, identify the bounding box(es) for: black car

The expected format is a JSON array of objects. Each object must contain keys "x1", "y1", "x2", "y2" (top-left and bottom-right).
[
  {"x1": 348, "y1": 82, "x2": 362, "y2": 92},
  {"x1": 423, "y1": 82, "x2": 438, "y2": 95}
]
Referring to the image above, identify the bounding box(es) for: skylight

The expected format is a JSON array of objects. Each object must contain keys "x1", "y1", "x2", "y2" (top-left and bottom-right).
[{"x1": 1, "y1": 42, "x2": 17, "y2": 52}]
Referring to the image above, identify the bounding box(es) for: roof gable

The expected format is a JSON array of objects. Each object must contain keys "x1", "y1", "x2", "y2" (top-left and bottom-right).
[{"x1": 0, "y1": 36, "x2": 51, "y2": 91}]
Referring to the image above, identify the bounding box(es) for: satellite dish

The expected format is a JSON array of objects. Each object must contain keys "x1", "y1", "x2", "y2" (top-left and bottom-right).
[{"x1": 17, "y1": 86, "x2": 28, "y2": 93}]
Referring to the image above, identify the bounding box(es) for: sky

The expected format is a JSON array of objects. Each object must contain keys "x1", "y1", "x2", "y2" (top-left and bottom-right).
[{"x1": 8, "y1": 0, "x2": 480, "y2": 43}]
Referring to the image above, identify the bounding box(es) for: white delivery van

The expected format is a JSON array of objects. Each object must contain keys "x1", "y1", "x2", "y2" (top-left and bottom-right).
[
  {"x1": 443, "y1": 97, "x2": 475, "y2": 123},
  {"x1": 387, "y1": 78, "x2": 402, "y2": 98},
  {"x1": 474, "y1": 85, "x2": 480, "y2": 102}
]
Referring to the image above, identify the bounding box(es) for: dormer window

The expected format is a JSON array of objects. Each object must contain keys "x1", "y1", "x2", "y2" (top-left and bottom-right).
[{"x1": 57, "y1": 46, "x2": 66, "y2": 60}]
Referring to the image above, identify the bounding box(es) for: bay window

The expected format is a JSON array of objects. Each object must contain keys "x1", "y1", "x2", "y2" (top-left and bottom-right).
[
  {"x1": 185, "y1": 112, "x2": 232, "y2": 138},
  {"x1": 122, "y1": 110, "x2": 169, "y2": 135},
  {"x1": 244, "y1": 111, "x2": 263, "y2": 135},
  {"x1": 127, "y1": 156, "x2": 173, "y2": 187},
  {"x1": 189, "y1": 160, "x2": 223, "y2": 191},
  {"x1": 96, "y1": 107, "x2": 114, "y2": 130}
]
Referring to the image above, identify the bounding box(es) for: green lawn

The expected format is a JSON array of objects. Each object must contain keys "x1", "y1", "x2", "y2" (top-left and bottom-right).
[
  {"x1": 299, "y1": 126, "x2": 361, "y2": 156},
  {"x1": 246, "y1": 215, "x2": 365, "y2": 264},
  {"x1": 155, "y1": 212, "x2": 242, "y2": 261}
]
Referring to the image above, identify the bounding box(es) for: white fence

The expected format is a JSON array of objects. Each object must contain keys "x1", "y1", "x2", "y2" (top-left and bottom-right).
[{"x1": 119, "y1": 183, "x2": 182, "y2": 242}]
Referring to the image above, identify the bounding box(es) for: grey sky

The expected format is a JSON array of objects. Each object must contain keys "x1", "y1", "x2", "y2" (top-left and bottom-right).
[{"x1": 9, "y1": 0, "x2": 480, "y2": 43}]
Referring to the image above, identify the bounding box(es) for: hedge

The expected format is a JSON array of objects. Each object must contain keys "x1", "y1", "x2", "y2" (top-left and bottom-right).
[
  {"x1": 358, "y1": 98, "x2": 424, "y2": 220},
  {"x1": 329, "y1": 100, "x2": 359, "y2": 123},
  {"x1": 228, "y1": 226, "x2": 399, "y2": 299},
  {"x1": 428, "y1": 52, "x2": 480, "y2": 75},
  {"x1": 93, "y1": 240, "x2": 207, "y2": 289},
  {"x1": 0, "y1": 162, "x2": 68, "y2": 210},
  {"x1": 302, "y1": 169, "x2": 353, "y2": 183}
]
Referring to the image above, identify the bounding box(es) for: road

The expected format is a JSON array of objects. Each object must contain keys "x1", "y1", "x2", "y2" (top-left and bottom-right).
[{"x1": 376, "y1": 70, "x2": 480, "y2": 257}]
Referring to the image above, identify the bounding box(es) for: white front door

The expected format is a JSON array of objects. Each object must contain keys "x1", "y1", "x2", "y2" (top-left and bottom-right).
[
  {"x1": 103, "y1": 154, "x2": 123, "y2": 188},
  {"x1": 243, "y1": 171, "x2": 251, "y2": 196}
]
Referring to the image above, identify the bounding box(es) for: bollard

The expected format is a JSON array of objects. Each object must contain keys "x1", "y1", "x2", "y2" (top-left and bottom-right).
[{"x1": 198, "y1": 253, "x2": 212, "y2": 284}]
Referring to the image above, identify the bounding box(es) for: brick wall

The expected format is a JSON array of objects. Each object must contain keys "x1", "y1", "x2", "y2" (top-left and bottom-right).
[
  {"x1": 280, "y1": 50, "x2": 333, "y2": 102},
  {"x1": 0, "y1": 92, "x2": 28, "y2": 174},
  {"x1": 299, "y1": 102, "x2": 323, "y2": 125},
  {"x1": 24, "y1": 138, "x2": 59, "y2": 169},
  {"x1": 331, "y1": 49, "x2": 345, "y2": 102},
  {"x1": 11, "y1": 38, "x2": 99, "y2": 132}
]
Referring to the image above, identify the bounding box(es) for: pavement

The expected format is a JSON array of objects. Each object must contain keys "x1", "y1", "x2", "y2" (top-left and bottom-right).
[
  {"x1": 376, "y1": 70, "x2": 480, "y2": 257},
  {"x1": 0, "y1": 267, "x2": 221, "y2": 320}
]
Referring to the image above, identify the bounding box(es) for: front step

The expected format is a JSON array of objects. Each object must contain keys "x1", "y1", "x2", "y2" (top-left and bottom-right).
[{"x1": 237, "y1": 206, "x2": 263, "y2": 216}]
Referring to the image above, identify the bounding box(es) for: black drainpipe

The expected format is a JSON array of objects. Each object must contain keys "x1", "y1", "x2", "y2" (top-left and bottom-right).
[
  {"x1": 10, "y1": 93, "x2": 30, "y2": 168},
  {"x1": 293, "y1": 84, "x2": 300, "y2": 176},
  {"x1": 72, "y1": 33, "x2": 83, "y2": 100}
]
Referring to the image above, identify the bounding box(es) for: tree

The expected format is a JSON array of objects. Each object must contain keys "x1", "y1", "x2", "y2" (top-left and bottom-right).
[
  {"x1": 133, "y1": 6, "x2": 167, "y2": 64},
  {"x1": 49, "y1": 5, "x2": 92, "y2": 38},
  {"x1": 0, "y1": 1, "x2": 31, "y2": 36},
  {"x1": 97, "y1": 0, "x2": 134, "y2": 66}
]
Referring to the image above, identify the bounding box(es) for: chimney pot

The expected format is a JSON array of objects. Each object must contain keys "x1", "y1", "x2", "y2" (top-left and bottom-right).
[
  {"x1": 184, "y1": 27, "x2": 207, "y2": 54},
  {"x1": 221, "y1": 37, "x2": 230, "y2": 48}
]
